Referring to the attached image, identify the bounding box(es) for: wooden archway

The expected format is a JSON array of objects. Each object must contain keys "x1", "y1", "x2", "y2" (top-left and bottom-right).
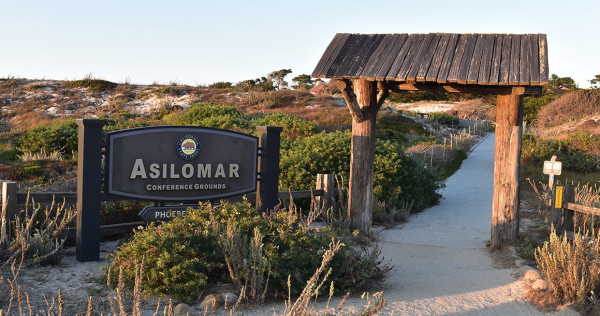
[{"x1": 312, "y1": 33, "x2": 549, "y2": 248}]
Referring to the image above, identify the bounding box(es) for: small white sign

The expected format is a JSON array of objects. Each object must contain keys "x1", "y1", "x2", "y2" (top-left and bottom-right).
[{"x1": 543, "y1": 161, "x2": 562, "y2": 175}]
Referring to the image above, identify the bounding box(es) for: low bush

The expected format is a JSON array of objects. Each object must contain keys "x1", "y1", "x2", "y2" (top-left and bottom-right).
[
  {"x1": 163, "y1": 102, "x2": 250, "y2": 132},
  {"x1": 521, "y1": 133, "x2": 600, "y2": 173},
  {"x1": 14, "y1": 120, "x2": 79, "y2": 159},
  {"x1": 523, "y1": 93, "x2": 557, "y2": 124},
  {"x1": 108, "y1": 200, "x2": 392, "y2": 302},
  {"x1": 209, "y1": 81, "x2": 233, "y2": 89},
  {"x1": 279, "y1": 130, "x2": 443, "y2": 213},
  {"x1": 6, "y1": 161, "x2": 46, "y2": 182},
  {"x1": 377, "y1": 112, "x2": 426, "y2": 142},
  {"x1": 65, "y1": 78, "x2": 118, "y2": 92},
  {"x1": 250, "y1": 113, "x2": 318, "y2": 141},
  {"x1": 429, "y1": 112, "x2": 460, "y2": 126}
]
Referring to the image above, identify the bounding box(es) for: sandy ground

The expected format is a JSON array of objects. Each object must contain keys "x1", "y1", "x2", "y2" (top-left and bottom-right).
[{"x1": 8, "y1": 134, "x2": 580, "y2": 315}]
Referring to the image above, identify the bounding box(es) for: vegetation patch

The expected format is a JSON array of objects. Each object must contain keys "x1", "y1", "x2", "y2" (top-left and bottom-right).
[
  {"x1": 109, "y1": 201, "x2": 392, "y2": 302},
  {"x1": 65, "y1": 77, "x2": 118, "y2": 92}
]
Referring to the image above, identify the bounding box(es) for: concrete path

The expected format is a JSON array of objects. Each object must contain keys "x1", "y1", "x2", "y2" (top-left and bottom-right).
[{"x1": 371, "y1": 134, "x2": 578, "y2": 315}]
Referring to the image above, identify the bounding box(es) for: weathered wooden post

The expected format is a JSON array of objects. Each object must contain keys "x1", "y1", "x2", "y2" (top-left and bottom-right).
[
  {"x1": 316, "y1": 174, "x2": 335, "y2": 213},
  {"x1": 76, "y1": 119, "x2": 105, "y2": 262},
  {"x1": 562, "y1": 183, "x2": 575, "y2": 232},
  {"x1": 491, "y1": 86, "x2": 524, "y2": 248},
  {"x1": 1, "y1": 181, "x2": 17, "y2": 240},
  {"x1": 337, "y1": 79, "x2": 388, "y2": 234},
  {"x1": 256, "y1": 126, "x2": 282, "y2": 213}
]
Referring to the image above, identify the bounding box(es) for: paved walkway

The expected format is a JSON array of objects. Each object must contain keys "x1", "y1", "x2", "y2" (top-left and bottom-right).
[{"x1": 371, "y1": 134, "x2": 578, "y2": 316}]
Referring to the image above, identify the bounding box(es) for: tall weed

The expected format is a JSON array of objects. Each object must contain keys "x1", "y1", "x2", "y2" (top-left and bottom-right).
[{"x1": 536, "y1": 226, "x2": 600, "y2": 307}]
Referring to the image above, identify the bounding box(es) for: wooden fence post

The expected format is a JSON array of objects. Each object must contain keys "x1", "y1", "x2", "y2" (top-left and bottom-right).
[
  {"x1": 563, "y1": 184, "x2": 575, "y2": 232},
  {"x1": 316, "y1": 174, "x2": 335, "y2": 213},
  {"x1": 1, "y1": 181, "x2": 18, "y2": 240},
  {"x1": 2, "y1": 181, "x2": 17, "y2": 219}
]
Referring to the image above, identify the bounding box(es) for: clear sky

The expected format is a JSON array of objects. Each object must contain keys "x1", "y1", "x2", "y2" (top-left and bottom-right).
[{"x1": 1, "y1": 0, "x2": 598, "y2": 88}]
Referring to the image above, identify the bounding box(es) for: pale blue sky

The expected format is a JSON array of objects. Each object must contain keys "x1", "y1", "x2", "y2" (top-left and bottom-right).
[{"x1": 1, "y1": 0, "x2": 598, "y2": 87}]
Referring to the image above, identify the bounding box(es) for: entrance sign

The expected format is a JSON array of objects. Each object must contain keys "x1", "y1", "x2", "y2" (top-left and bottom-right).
[{"x1": 105, "y1": 126, "x2": 258, "y2": 201}]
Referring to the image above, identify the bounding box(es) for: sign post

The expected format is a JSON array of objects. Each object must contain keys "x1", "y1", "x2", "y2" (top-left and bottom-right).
[
  {"x1": 76, "y1": 119, "x2": 106, "y2": 262},
  {"x1": 543, "y1": 155, "x2": 562, "y2": 191}
]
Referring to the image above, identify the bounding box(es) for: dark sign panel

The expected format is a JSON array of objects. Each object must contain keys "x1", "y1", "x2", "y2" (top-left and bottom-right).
[
  {"x1": 105, "y1": 126, "x2": 258, "y2": 201},
  {"x1": 139, "y1": 205, "x2": 198, "y2": 223}
]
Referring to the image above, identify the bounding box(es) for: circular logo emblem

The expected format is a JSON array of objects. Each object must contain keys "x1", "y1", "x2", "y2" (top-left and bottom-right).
[{"x1": 177, "y1": 134, "x2": 201, "y2": 160}]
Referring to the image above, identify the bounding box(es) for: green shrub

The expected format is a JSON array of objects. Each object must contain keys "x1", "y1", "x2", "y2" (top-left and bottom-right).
[
  {"x1": 103, "y1": 118, "x2": 150, "y2": 133},
  {"x1": 376, "y1": 112, "x2": 426, "y2": 142},
  {"x1": 523, "y1": 93, "x2": 557, "y2": 124},
  {"x1": 521, "y1": 133, "x2": 600, "y2": 173},
  {"x1": 109, "y1": 201, "x2": 391, "y2": 301},
  {"x1": 6, "y1": 161, "x2": 46, "y2": 182},
  {"x1": 164, "y1": 102, "x2": 250, "y2": 132},
  {"x1": 14, "y1": 120, "x2": 78, "y2": 158},
  {"x1": 65, "y1": 78, "x2": 117, "y2": 92},
  {"x1": 279, "y1": 130, "x2": 443, "y2": 212},
  {"x1": 109, "y1": 203, "x2": 225, "y2": 301},
  {"x1": 209, "y1": 81, "x2": 233, "y2": 89},
  {"x1": 429, "y1": 112, "x2": 460, "y2": 126},
  {"x1": 0, "y1": 149, "x2": 20, "y2": 164},
  {"x1": 251, "y1": 113, "x2": 318, "y2": 141}
]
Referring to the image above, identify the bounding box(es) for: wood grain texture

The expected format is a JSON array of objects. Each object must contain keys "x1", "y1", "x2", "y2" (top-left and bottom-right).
[
  {"x1": 436, "y1": 34, "x2": 459, "y2": 83},
  {"x1": 416, "y1": 34, "x2": 441, "y2": 82},
  {"x1": 467, "y1": 34, "x2": 486, "y2": 84},
  {"x1": 385, "y1": 34, "x2": 416, "y2": 80},
  {"x1": 509, "y1": 35, "x2": 521, "y2": 85},
  {"x1": 362, "y1": 34, "x2": 395, "y2": 80},
  {"x1": 446, "y1": 34, "x2": 469, "y2": 83},
  {"x1": 374, "y1": 34, "x2": 408, "y2": 80},
  {"x1": 539, "y1": 34, "x2": 549, "y2": 84},
  {"x1": 312, "y1": 33, "x2": 348, "y2": 78},
  {"x1": 519, "y1": 34, "x2": 532, "y2": 85},
  {"x1": 395, "y1": 35, "x2": 426, "y2": 80},
  {"x1": 488, "y1": 34, "x2": 504, "y2": 85},
  {"x1": 530, "y1": 34, "x2": 541, "y2": 85},
  {"x1": 456, "y1": 34, "x2": 478, "y2": 84},
  {"x1": 426, "y1": 34, "x2": 451, "y2": 82},
  {"x1": 477, "y1": 34, "x2": 496, "y2": 85},
  {"x1": 312, "y1": 33, "x2": 549, "y2": 86},
  {"x1": 499, "y1": 34, "x2": 512, "y2": 85}
]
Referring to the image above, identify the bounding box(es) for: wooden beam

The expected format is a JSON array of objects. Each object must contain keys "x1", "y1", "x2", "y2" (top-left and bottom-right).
[{"x1": 385, "y1": 82, "x2": 541, "y2": 95}]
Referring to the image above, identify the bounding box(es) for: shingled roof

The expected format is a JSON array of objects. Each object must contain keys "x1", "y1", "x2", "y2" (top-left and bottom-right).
[{"x1": 312, "y1": 33, "x2": 549, "y2": 86}]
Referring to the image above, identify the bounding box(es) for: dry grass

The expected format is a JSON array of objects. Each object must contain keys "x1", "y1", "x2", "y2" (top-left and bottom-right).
[
  {"x1": 535, "y1": 226, "x2": 600, "y2": 309},
  {"x1": 537, "y1": 89, "x2": 600, "y2": 129},
  {"x1": 448, "y1": 98, "x2": 496, "y2": 121},
  {"x1": 406, "y1": 143, "x2": 459, "y2": 168}
]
